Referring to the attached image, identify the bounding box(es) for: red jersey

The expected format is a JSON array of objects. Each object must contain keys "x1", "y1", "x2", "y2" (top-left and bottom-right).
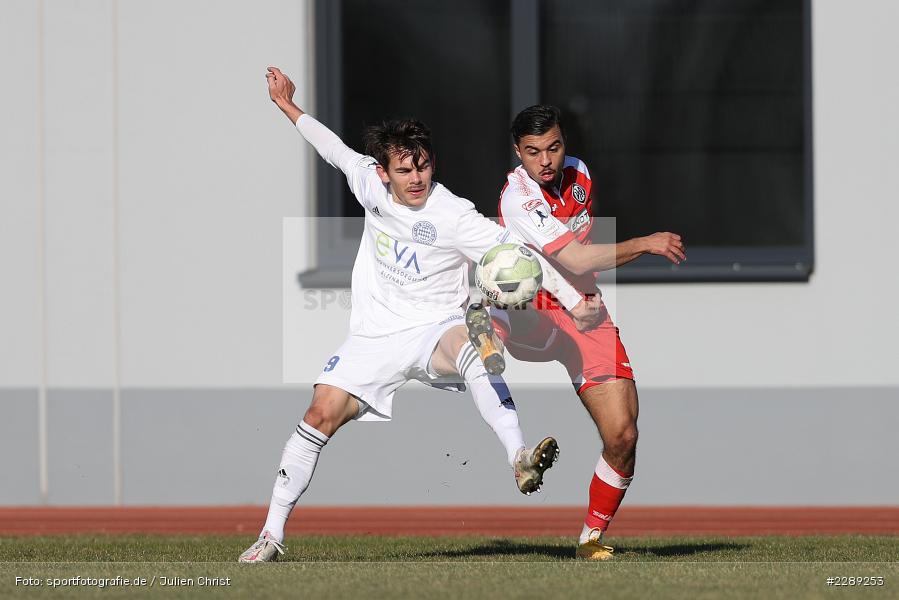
[{"x1": 498, "y1": 155, "x2": 595, "y2": 303}]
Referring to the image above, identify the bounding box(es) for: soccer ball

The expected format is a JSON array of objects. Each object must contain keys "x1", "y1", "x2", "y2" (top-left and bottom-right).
[{"x1": 475, "y1": 243, "x2": 543, "y2": 308}]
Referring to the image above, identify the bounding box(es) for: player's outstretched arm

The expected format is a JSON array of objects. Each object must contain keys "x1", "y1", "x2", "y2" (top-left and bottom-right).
[
  {"x1": 266, "y1": 66, "x2": 368, "y2": 181},
  {"x1": 554, "y1": 232, "x2": 686, "y2": 275}
]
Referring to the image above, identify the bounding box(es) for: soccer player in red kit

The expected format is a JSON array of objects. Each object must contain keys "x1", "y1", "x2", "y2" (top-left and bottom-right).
[{"x1": 491, "y1": 105, "x2": 685, "y2": 559}]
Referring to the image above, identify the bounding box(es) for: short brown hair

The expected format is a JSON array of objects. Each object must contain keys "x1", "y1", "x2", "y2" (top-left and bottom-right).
[{"x1": 362, "y1": 118, "x2": 435, "y2": 171}]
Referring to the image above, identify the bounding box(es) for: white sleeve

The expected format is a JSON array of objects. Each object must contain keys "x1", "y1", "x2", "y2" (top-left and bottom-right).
[
  {"x1": 531, "y1": 251, "x2": 583, "y2": 311},
  {"x1": 455, "y1": 205, "x2": 583, "y2": 311},
  {"x1": 295, "y1": 114, "x2": 380, "y2": 206},
  {"x1": 500, "y1": 192, "x2": 575, "y2": 256}
]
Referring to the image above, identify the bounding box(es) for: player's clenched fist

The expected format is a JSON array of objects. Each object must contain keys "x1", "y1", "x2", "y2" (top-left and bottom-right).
[
  {"x1": 266, "y1": 66, "x2": 295, "y2": 103},
  {"x1": 641, "y1": 232, "x2": 686, "y2": 265},
  {"x1": 266, "y1": 66, "x2": 304, "y2": 124}
]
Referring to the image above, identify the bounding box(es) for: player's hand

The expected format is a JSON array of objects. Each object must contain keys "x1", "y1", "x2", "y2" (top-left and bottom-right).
[
  {"x1": 569, "y1": 294, "x2": 605, "y2": 332},
  {"x1": 642, "y1": 232, "x2": 686, "y2": 265},
  {"x1": 266, "y1": 66, "x2": 304, "y2": 123},
  {"x1": 266, "y1": 66, "x2": 296, "y2": 105}
]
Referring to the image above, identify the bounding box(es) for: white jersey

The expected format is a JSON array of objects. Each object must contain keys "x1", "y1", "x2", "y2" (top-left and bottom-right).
[{"x1": 296, "y1": 115, "x2": 578, "y2": 337}]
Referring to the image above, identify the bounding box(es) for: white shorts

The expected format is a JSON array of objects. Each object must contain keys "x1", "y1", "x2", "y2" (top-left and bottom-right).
[{"x1": 314, "y1": 312, "x2": 467, "y2": 421}]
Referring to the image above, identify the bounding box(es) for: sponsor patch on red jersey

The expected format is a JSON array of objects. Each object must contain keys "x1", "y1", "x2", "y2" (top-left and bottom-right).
[
  {"x1": 569, "y1": 208, "x2": 590, "y2": 233},
  {"x1": 521, "y1": 198, "x2": 543, "y2": 212}
]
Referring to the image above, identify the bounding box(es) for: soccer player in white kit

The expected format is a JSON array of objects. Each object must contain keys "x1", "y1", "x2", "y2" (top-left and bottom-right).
[{"x1": 238, "y1": 68, "x2": 603, "y2": 563}]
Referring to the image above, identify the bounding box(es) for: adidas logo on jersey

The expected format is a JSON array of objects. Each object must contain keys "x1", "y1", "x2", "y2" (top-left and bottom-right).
[{"x1": 370, "y1": 206, "x2": 381, "y2": 216}]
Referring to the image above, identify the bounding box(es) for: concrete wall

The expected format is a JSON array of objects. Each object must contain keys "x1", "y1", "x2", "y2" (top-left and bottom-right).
[
  {"x1": 1, "y1": 0, "x2": 897, "y2": 506},
  {"x1": 0, "y1": 0, "x2": 315, "y2": 392}
]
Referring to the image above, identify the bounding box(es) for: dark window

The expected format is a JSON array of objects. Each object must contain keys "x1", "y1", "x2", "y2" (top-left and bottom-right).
[
  {"x1": 301, "y1": 0, "x2": 812, "y2": 286},
  {"x1": 339, "y1": 0, "x2": 510, "y2": 218},
  {"x1": 540, "y1": 0, "x2": 811, "y2": 280}
]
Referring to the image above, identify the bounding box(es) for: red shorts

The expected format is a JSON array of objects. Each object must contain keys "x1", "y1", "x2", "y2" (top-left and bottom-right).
[{"x1": 491, "y1": 304, "x2": 634, "y2": 394}]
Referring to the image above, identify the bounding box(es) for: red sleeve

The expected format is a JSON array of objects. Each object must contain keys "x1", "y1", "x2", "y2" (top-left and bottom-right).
[{"x1": 542, "y1": 230, "x2": 575, "y2": 255}]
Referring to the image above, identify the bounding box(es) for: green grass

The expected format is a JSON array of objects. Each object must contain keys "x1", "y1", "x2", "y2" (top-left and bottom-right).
[{"x1": 1, "y1": 534, "x2": 897, "y2": 599}]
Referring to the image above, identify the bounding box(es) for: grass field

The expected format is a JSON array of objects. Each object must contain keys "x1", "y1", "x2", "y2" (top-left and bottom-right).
[{"x1": 1, "y1": 534, "x2": 897, "y2": 599}]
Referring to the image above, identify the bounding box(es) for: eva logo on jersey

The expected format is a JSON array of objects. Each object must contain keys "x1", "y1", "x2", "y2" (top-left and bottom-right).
[{"x1": 375, "y1": 230, "x2": 421, "y2": 274}]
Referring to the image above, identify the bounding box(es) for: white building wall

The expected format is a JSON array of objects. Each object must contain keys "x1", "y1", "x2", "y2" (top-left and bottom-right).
[
  {"x1": 1, "y1": 0, "x2": 897, "y2": 505},
  {"x1": 0, "y1": 1, "x2": 42, "y2": 388},
  {"x1": 43, "y1": 0, "x2": 117, "y2": 387},
  {"x1": 0, "y1": 0, "x2": 315, "y2": 390},
  {"x1": 115, "y1": 0, "x2": 314, "y2": 388}
]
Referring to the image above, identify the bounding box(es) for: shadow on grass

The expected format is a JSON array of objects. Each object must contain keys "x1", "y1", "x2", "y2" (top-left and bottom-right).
[
  {"x1": 420, "y1": 539, "x2": 748, "y2": 560},
  {"x1": 616, "y1": 541, "x2": 749, "y2": 557}
]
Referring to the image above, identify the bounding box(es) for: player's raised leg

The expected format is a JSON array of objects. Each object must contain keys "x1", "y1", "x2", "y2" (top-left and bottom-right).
[
  {"x1": 430, "y1": 325, "x2": 560, "y2": 494},
  {"x1": 575, "y1": 378, "x2": 639, "y2": 560},
  {"x1": 239, "y1": 384, "x2": 359, "y2": 563}
]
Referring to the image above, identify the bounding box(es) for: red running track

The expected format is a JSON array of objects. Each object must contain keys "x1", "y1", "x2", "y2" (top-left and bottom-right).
[{"x1": 1, "y1": 506, "x2": 897, "y2": 537}]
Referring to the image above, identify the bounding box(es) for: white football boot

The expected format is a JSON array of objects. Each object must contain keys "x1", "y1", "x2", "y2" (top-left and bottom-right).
[
  {"x1": 514, "y1": 437, "x2": 560, "y2": 495},
  {"x1": 238, "y1": 531, "x2": 286, "y2": 563}
]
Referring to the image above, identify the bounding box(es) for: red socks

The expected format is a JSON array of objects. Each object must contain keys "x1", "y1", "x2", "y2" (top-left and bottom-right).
[{"x1": 584, "y1": 455, "x2": 633, "y2": 531}]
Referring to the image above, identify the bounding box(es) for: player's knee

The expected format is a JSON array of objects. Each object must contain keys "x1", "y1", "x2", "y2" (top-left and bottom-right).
[
  {"x1": 433, "y1": 326, "x2": 468, "y2": 371},
  {"x1": 304, "y1": 387, "x2": 354, "y2": 434},
  {"x1": 621, "y1": 425, "x2": 639, "y2": 453},
  {"x1": 444, "y1": 325, "x2": 468, "y2": 356},
  {"x1": 608, "y1": 425, "x2": 638, "y2": 457},
  {"x1": 302, "y1": 404, "x2": 330, "y2": 431},
  {"x1": 302, "y1": 404, "x2": 350, "y2": 436}
]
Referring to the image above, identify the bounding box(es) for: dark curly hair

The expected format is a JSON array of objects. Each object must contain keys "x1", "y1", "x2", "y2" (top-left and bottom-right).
[
  {"x1": 362, "y1": 118, "x2": 435, "y2": 172},
  {"x1": 510, "y1": 104, "x2": 565, "y2": 145}
]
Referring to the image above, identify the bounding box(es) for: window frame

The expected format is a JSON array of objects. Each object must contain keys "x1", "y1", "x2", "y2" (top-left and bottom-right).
[{"x1": 299, "y1": 0, "x2": 813, "y2": 287}]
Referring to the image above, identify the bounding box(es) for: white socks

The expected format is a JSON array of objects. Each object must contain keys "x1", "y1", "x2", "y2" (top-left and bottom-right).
[
  {"x1": 261, "y1": 421, "x2": 329, "y2": 542},
  {"x1": 579, "y1": 523, "x2": 600, "y2": 545},
  {"x1": 455, "y1": 342, "x2": 525, "y2": 465}
]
